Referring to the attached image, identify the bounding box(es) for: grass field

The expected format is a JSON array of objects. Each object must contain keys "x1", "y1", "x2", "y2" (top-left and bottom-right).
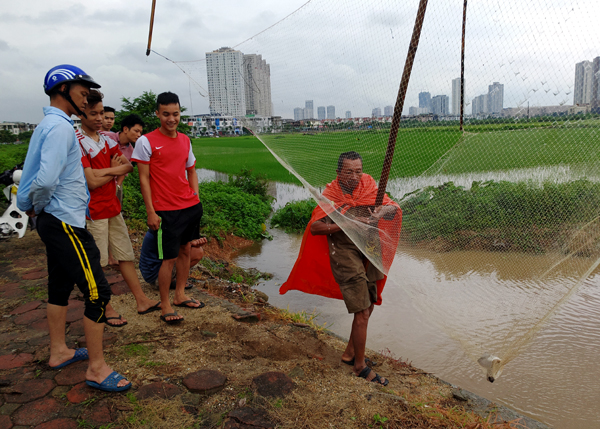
[{"x1": 192, "y1": 119, "x2": 600, "y2": 185}]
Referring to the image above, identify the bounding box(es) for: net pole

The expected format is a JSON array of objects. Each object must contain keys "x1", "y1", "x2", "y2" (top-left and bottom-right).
[
  {"x1": 460, "y1": 0, "x2": 467, "y2": 133},
  {"x1": 146, "y1": 0, "x2": 157, "y2": 56},
  {"x1": 375, "y1": 0, "x2": 429, "y2": 206}
]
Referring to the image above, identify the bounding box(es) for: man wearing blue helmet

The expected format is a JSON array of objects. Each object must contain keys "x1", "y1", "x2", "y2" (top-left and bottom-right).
[{"x1": 17, "y1": 65, "x2": 131, "y2": 392}]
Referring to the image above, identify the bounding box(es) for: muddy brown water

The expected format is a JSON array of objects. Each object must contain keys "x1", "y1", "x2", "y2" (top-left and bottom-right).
[{"x1": 199, "y1": 168, "x2": 600, "y2": 428}]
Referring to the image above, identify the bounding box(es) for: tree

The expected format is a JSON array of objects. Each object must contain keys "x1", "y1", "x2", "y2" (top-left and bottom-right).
[
  {"x1": 114, "y1": 90, "x2": 191, "y2": 135},
  {"x1": 0, "y1": 130, "x2": 17, "y2": 143}
]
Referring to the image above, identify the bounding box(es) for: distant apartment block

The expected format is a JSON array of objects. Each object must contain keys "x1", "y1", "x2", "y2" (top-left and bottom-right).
[
  {"x1": 293, "y1": 107, "x2": 304, "y2": 121},
  {"x1": 206, "y1": 47, "x2": 246, "y2": 117},
  {"x1": 472, "y1": 94, "x2": 489, "y2": 116},
  {"x1": 384, "y1": 105, "x2": 393, "y2": 116},
  {"x1": 408, "y1": 107, "x2": 429, "y2": 116},
  {"x1": 372, "y1": 107, "x2": 382, "y2": 117},
  {"x1": 345, "y1": 111, "x2": 352, "y2": 119},
  {"x1": 207, "y1": 47, "x2": 272, "y2": 118},
  {"x1": 304, "y1": 100, "x2": 314, "y2": 119},
  {"x1": 488, "y1": 82, "x2": 504, "y2": 114},
  {"x1": 418, "y1": 92, "x2": 431, "y2": 110},
  {"x1": 574, "y1": 60, "x2": 594, "y2": 105},
  {"x1": 593, "y1": 57, "x2": 600, "y2": 112},
  {"x1": 326, "y1": 105, "x2": 335, "y2": 119},
  {"x1": 452, "y1": 77, "x2": 465, "y2": 115},
  {"x1": 243, "y1": 54, "x2": 272, "y2": 117},
  {"x1": 431, "y1": 95, "x2": 449, "y2": 115},
  {"x1": 317, "y1": 106, "x2": 326, "y2": 120}
]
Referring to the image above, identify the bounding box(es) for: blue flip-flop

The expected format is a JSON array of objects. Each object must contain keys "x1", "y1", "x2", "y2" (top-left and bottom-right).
[
  {"x1": 86, "y1": 371, "x2": 132, "y2": 392},
  {"x1": 50, "y1": 348, "x2": 89, "y2": 369}
]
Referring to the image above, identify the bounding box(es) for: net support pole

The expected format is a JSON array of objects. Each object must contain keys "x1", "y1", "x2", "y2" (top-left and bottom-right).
[
  {"x1": 146, "y1": 0, "x2": 157, "y2": 56},
  {"x1": 460, "y1": 0, "x2": 467, "y2": 133},
  {"x1": 376, "y1": 0, "x2": 429, "y2": 206}
]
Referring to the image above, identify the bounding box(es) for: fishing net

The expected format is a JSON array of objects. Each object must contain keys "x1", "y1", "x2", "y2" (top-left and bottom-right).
[{"x1": 165, "y1": 0, "x2": 600, "y2": 381}]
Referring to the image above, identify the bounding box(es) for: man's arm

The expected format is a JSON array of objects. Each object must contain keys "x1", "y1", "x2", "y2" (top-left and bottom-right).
[
  {"x1": 310, "y1": 217, "x2": 342, "y2": 236},
  {"x1": 138, "y1": 163, "x2": 160, "y2": 231},
  {"x1": 83, "y1": 156, "x2": 132, "y2": 190},
  {"x1": 186, "y1": 166, "x2": 199, "y2": 198},
  {"x1": 26, "y1": 126, "x2": 72, "y2": 216}
]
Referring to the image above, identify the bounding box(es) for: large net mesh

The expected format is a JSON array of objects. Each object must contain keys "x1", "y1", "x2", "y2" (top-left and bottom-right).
[{"x1": 166, "y1": 0, "x2": 600, "y2": 381}]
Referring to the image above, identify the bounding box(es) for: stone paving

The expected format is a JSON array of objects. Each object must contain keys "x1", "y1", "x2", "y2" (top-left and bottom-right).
[{"x1": 0, "y1": 236, "x2": 282, "y2": 428}]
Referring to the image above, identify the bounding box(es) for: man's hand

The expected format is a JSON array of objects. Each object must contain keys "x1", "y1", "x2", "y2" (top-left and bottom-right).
[
  {"x1": 110, "y1": 154, "x2": 123, "y2": 168},
  {"x1": 190, "y1": 237, "x2": 208, "y2": 247},
  {"x1": 147, "y1": 212, "x2": 161, "y2": 231},
  {"x1": 25, "y1": 208, "x2": 36, "y2": 218}
]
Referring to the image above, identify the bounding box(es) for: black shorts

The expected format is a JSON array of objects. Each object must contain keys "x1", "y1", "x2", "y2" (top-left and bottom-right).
[
  {"x1": 36, "y1": 211, "x2": 111, "y2": 323},
  {"x1": 156, "y1": 202, "x2": 203, "y2": 260}
]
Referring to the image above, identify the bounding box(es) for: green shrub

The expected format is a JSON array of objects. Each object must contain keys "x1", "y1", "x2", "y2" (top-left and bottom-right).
[
  {"x1": 228, "y1": 168, "x2": 272, "y2": 203},
  {"x1": 400, "y1": 179, "x2": 600, "y2": 243},
  {"x1": 198, "y1": 181, "x2": 272, "y2": 240},
  {"x1": 271, "y1": 199, "x2": 318, "y2": 233},
  {"x1": 121, "y1": 168, "x2": 147, "y2": 221}
]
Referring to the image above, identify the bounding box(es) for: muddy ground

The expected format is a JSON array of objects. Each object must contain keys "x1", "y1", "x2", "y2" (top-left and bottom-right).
[{"x1": 0, "y1": 231, "x2": 547, "y2": 428}]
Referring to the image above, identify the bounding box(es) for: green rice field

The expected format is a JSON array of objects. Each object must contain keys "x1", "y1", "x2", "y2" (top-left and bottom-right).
[{"x1": 192, "y1": 119, "x2": 600, "y2": 185}]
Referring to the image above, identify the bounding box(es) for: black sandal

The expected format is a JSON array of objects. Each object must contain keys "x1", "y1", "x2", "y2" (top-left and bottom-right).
[{"x1": 357, "y1": 366, "x2": 389, "y2": 386}]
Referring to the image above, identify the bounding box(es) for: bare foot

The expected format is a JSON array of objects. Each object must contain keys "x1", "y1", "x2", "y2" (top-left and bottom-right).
[
  {"x1": 105, "y1": 304, "x2": 127, "y2": 326},
  {"x1": 86, "y1": 363, "x2": 130, "y2": 388},
  {"x1": 190, "y1": 237, "x2": 207, "y2": 247},
  {"x1": 136, "y1": 299, "x2": 161, "y2": 314},
  {"x1": 161, "y1": 304, "x2": 184, "y2": 322},
  {"x1": 173, "y1": 296, "x2": 202, "y2": 308},
  {"x1": 48, "y1": 348, "x2": 76, "y2": 368}
]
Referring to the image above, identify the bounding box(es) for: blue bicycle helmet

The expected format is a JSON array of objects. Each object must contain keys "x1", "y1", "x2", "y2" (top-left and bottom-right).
[{"x1": 43, "y1": 64, "x2": 100, "y2": 95}]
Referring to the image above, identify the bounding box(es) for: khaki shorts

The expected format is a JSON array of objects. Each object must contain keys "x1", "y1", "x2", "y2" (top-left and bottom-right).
[
  {"x1": 339, "y1": 279, "x2": 379, "y2": 314},
  {"x1": 86, "y1": 213, "x2": 135, "y2": 267}
]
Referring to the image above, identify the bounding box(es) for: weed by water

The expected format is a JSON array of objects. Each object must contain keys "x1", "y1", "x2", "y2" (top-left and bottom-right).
[
  {"x1": 267, "y1": 306, "x2": 330, "y2": 332},
  {"x1": 271, "y1": 199, "x2": 318, "y2": 233}
]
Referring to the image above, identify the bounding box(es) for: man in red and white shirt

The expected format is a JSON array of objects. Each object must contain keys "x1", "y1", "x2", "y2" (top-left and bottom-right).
[
  {"x1": 78, "y1": 90, "x2": 161, "y2": 324},
  {"x1": 131, "y1": 91, "x2": 204, "y2": 325}
]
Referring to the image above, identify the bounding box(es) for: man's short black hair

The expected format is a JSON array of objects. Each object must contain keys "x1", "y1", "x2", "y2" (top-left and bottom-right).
[
  {"x1": 121, "y1": 114, "x2": 145, "y2": 131},
  {"x1": 87, "y1": 89, "x2": 104, "y2": 109},
  {"x1": 104, "y1": 106, "x2": 115, "y2": 114},
  {"x1": 156, "y1": 92, "x2": 180, "y2": 110},
  {"x1": 337, "y1": 151, "x2": 363, "y2": 171}
]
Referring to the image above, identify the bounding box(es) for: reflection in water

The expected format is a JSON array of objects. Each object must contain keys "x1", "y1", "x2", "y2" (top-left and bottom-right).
[{"x1": 236, "y1": 229, "x2": 600, "y2": 429}]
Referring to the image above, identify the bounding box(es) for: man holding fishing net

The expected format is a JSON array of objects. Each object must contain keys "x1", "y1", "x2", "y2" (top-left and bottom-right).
[{"x1": 281, "y1": 151, "x2": 402, "y2": 386}]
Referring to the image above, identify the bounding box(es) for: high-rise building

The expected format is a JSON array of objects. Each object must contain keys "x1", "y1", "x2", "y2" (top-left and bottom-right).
[
  {"x1": 317, "y1": 106, "x2": 326, "y2": 120},
  {"x1": 293, "y1": 107, "x2": 304, "y2": 121},
  {"x1": 243, "y1": 54, "x2": 272, "y2": 117},
  {"x1": 372, "y1": 107, "x2": 382, "y2": 117},
  {"x1": 326, "y1": 105, "x2": 335, "y2": 119},
  {"x1": 472, "y1": 94, "x2": 489, "y2": 116},
  {"x1": 592, "y1": 57, "x2": 600, "y2": 113},
  {"x1": 304, "y1": 100, "x2": 314, "y2": 119},
  {"x1": 345, "y1": 111, "x2": 352, "y2": 119},
  {"x1": 384, "y1": 105, "x2": 393, "y2": 116},
  {"x1": 409, "y1": 106, "x2": 429, "y2": 116},
  {"x1": 488, "y1": 82, "x2": 504, "y2": 114},
  {"x1": 452, "y1": 78, "x2": 465, "y2": 115},
  {"x1": 419, "y1": 92, "x2": 431, "y2": 110},
  {"x1": 574, "y1": 60, "x2": 594, "y2": 105},
  {"x1": 206, "y1": 47, "x2": 246, "y2": 117},
  {"x1": 431, "y1": 95, "x2": 449, "y2": 115}
]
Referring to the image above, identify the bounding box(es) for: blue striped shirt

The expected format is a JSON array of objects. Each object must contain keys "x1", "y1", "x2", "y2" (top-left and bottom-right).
[{"x1": 17, "y1": 106, "x2": 90, "y2": 228}]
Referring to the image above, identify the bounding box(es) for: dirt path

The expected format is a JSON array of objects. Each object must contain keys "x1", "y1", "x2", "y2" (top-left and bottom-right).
[{"x1": 0, "y1": 231, "x2": 548, "y2": 428}]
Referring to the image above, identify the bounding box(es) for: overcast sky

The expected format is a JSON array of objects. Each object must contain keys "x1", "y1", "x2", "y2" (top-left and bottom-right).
[{"x1": 1, "y1": 0, "x2": 598, "y2": 123}]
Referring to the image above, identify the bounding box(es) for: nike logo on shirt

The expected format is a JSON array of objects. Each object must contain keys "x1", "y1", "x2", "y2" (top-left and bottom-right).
[{"x1": 156, "y1": 146, "x2": 164, "y2": 149}]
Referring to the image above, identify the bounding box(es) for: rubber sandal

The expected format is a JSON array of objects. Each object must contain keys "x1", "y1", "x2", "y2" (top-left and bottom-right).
[
  {"x1": 138, "y1": 302, "x2": 161, "y2": 315},
  {"x1": 50, "y1": 348, "x2": 89, "y2": 369},
  {"x1": 357, "y1": 366, "x2": 389, "y2": 386},
  {"x1": 342, "y1": 357, "x2": 377, "y2": 367},
  {"x1": 174, "y1": 299, "x2": 205, "y2": 309},
  {"x1": 160, "y1": 311, "x2": 184, "y2": 324},
  {"x1": 105, "y1": 315, "x2": 128, "y2": 327},
  {"x1": 86, "y1": 371, "x2": 132, "y2": 392}
]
